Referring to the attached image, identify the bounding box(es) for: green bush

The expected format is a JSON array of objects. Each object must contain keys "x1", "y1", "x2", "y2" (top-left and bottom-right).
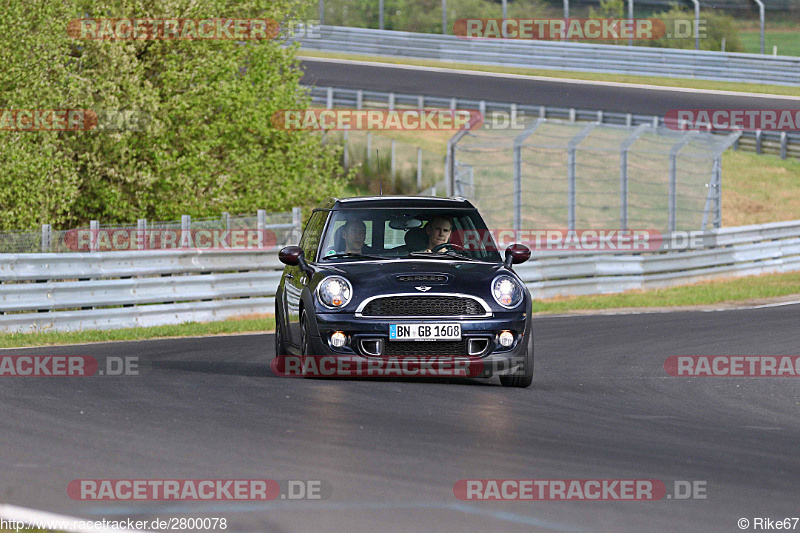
[
  {"x1": 642, "y1": 7, "x2": 743, "y2": 52},
  {"x1": 0, "y1": 0, "x2": 352, "y2": 230}
]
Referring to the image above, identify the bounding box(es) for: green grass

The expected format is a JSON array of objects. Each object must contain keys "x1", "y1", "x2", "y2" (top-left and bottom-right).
[
  {"x1": 533, "y1": 271, "x2": 800, "y2": 314},
  {"x1": 2, "y1": 272, "x2": 800, "y2": 348},
  {"x1": 740, "y1": 30, "x2": 800, "y2": 57},
  {"x1": 0, "y1": 316, "x2": 275, "y2": 349},
  {"x1": 300, "y1": 51, "x2": 800, "y2": 97}
]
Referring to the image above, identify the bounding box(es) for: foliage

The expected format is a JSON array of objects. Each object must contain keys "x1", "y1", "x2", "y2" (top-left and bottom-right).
[{"x1": 0, "y1": 0, "x2": 351, "y2": 230}]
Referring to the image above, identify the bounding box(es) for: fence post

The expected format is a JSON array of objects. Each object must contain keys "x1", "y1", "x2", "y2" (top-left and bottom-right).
[
  {"x1": 319, "y1": 0, "x2": 324, "y2": 24},
  {"x1": 379, "y1": 0, "x2": 384, "y2": 30},
  {"x1": 391, "y1": 139, "x2": 396, "y2": 187},
  {"x1": 356, "y1": 89, "x2": 363, "y2": 110},
  {"x1": 417, "y1": 95, "x2": 424, "y2": 109},
  {"x1": 257, "y1": 209, "x2": 266, "y2": 232},
  {"x1": 567, "y1": 123, "x2": 598, "y2": 231},
  {"x1": 137, "y1": 218, "x2": 147, "y2": 250},
  {"x1": 367, "y1": 132, "x2": 373, "y2": 169},
  {"x1": 343, "y1": 130, "x2": 349, "y2": 169},
  {"x1": 513, "y1": 119, "x2": 545, "y2": 237},
  {"x1": 619, "y1": 124, "x2": 649, "y2": 231},
  {"x1": 292, "y1": 207, "x2": 302, "y2": 244},
  {"x1": 90, "y1": 220, "x2": 99, "y2": 252},
  {"x1": 669, "y1": 133, "x2": 696, "y2": 233},
  {"x1": 780, "y1": 132, "x2": 788, "y2": 159},
  {"x1": 755, "y1": 129, "x2": 763, "y2": 154},
  {"x1": 326, "y1": 87, "x2": 333, "y2": 109},
  {"x1": 388, "y1": 92, "x2": 395, "y2": 111},
  {"x1": 417, "y1": 147, "x2": 423, "y2": 190},
  {"x1": 257, "y1": 209, "x2": 266, "y2": 249},
  {"x1": 569, "y1": 108, "x2": 576, "y2": 122},
  {"x1": 41, "y1": 224, "x2": 51, "y2": 253},
  {"x1": 181, "y1": 215, "x2": 191, "y2": 248},
  {"x1": 442, "y1": 0, "x2": 447, "y2": 35}
]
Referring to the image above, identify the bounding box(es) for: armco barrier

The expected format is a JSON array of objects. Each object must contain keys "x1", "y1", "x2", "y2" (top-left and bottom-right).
[
  {"x1": 1, "y1": 221, "x2": 799, "y2": 333},
  {"x1": 296, "y1": 26, "x2": 800, "y2": 87}
]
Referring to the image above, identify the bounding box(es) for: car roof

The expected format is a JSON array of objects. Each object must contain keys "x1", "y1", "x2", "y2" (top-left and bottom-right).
[{"x1": 316, "y1": 196, "x2": 476, "y2": 210}]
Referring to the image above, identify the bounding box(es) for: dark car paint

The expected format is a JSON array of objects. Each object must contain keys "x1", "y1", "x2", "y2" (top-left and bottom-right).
[{"x1": 275, "y1": 196, "x2": 533, "y2": 382}]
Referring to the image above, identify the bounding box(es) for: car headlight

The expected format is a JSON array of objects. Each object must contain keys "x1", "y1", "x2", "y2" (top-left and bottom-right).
[
  {"x1": 317, "y1": 276, "x2": 353, "y2": 309},
  {"x1": 492, "y1": 275, "x2": 523, "y2": 309}
]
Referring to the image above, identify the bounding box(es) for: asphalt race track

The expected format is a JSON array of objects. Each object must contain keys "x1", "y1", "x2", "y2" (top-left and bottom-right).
[
  {"x1": 1, "y1": 303, "x2": 799, "y2": 532},
  {"x1": 300, "y1": 58, "x2": 800, "y2": 115}
]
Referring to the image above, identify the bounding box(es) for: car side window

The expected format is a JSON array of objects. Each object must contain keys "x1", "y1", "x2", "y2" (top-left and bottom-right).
[{"x1": 300, "y1": 211, "x2": 327, "y2": 261}]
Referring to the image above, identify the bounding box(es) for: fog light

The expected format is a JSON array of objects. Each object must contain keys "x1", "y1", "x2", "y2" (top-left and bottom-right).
[
  {"x1": 331, "y1": 331, "x2": 347, "y2": 348},
  {"x1": 498, "y1": 330, "x2": 514, "y2": 347}
]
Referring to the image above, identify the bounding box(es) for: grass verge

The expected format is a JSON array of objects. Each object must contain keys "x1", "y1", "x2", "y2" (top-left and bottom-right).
[
  {"x1": 532, "y1": 271, "x2": 800, "y2": 314},
  {"x1": 1, "y1": 273, "x2": 799, "y2": 348},
  {"x1": 0, "y1": 316, "x2": 275, "y2": 349},
  {"x1": 740, "y1": 30, "x2": 800, "y2": 57},
  {"x1": 300, "y1": 51, "x2": 800, "y2": 98}
]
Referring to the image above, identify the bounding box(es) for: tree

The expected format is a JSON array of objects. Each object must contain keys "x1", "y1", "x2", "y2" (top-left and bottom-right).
[{"x1": 0, "y1": 0, "x2": 350, "y2": 229}]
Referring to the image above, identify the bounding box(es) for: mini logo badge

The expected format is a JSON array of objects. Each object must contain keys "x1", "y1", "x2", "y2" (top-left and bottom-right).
[{"x1": 415, "y1": 286, "x2": 432, "y2": 292}]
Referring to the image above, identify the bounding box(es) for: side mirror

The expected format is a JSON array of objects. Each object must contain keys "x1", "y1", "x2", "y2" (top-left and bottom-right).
[
  {"x1": 279, "y1": 245, "x2": 312, "y2": 275},
  {"x1": 279, "y1": 246, "x2": 303, "y2": 266},
  {"x1": 504, "y1": 244, "x2": 531, "y2": 268}
]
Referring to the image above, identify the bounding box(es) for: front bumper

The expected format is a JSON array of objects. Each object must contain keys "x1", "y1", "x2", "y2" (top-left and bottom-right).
[{"x1": 302, "y1": 312, "x2": 529, "y2": 378}]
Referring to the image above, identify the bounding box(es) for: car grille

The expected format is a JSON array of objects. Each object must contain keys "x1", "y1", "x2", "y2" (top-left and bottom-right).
[
  {"x1": 361, "y1": 296, "x2": 485, "y2": 317},
  {"x1": 396, "y1": 274, "x2": 447, "y2": 283},
  {"x1": 384, "y1": 340, "x2": 468, "y2": 357}
]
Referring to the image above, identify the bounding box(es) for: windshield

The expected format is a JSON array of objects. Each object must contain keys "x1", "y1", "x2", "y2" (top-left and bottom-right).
[{"x1": 318, "y1": 208, "x2": 502, "y2": 262}]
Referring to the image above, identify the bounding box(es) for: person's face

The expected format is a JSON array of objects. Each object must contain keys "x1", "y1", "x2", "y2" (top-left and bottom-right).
[
  {"x1": 427, "y1": 218, "x2": 452, "y2": 249},
  {"x1": 343, "y1": 222, "x2": 366, "y2": 251}
]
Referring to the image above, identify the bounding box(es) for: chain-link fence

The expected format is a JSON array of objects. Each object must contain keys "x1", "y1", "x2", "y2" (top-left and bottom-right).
[
  {"x1": 448, "y1": 118, "x2": 741, "y2": 233},
  {"x1": 0, "y1": 210, "x2": 303, "y2": 254}
]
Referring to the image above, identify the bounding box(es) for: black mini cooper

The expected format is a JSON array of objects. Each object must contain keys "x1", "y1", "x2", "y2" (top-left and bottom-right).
[{"x1": 274, "y1": 196, "x2": 534, "y2": 387}]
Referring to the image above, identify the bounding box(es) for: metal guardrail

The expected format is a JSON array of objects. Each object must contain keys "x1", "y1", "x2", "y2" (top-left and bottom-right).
[
  {"x1": 1, "y1": 221, "x2": 799, "y2": 333},
  {"x1": 307, "y1": 85, "x2": 800, "y2": 159},
  {"x1": 297, "y1": 26, "x2": 800, "y2": 87},
  {"x1": 0, "y1": 250, "x2": 283, "y2": 333}
]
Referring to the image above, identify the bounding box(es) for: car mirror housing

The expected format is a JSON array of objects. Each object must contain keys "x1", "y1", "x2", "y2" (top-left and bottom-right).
[
  {"x1": 504, "y1": 243, "x2": 531, "y2": 267},
  {"x1": 279, "y1": 246, "x2": 304, "y2": 266}
]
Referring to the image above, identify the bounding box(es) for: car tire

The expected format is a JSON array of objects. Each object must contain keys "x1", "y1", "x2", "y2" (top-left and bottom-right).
[
  {"x1": 299, "y1": 309, "x2": 314, "y2": 377},
  {"x1": 274, "y1": 308, "x2": 288, "y2": 358},
  {"x1": 499, "y1": 331, "x2": 533, "y2": 388}
]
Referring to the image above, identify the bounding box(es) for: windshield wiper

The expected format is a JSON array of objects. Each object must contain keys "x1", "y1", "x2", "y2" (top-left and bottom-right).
[
  {"x1": 405, "y1": 251, "x2": 479, "y2": 261},
  {"x1": 322, "y1": 252, "x2": 385, "y2": 260}
]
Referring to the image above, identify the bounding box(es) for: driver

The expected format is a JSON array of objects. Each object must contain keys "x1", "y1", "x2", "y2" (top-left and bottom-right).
[
  {"x1": 423, "y1": 216, "x2": 452, "y2": 252},
  {"x1": 341, "y1": 219, "x2": 367, "y2": 253}
]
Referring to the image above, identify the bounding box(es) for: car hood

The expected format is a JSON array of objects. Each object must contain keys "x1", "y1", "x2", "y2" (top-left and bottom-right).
[{"x1": 315, "y1": 259, "x2": 514, "y2": 298}]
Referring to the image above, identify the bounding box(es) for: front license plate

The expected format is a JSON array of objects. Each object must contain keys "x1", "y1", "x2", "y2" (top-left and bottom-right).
[{"x1": 389, "y1": 323, "x2": 461, "y2": 341}]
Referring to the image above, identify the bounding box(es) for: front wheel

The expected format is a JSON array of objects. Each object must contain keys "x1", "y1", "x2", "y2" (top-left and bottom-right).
[{"x1": 499, "y1": 331, "x2": 534, "y2": 388}]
